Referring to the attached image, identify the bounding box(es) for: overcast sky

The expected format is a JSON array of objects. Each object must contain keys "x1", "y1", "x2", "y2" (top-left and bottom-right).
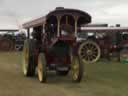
[{"x1": 0, "y1": 0, "x2": 128, "y2": 29}]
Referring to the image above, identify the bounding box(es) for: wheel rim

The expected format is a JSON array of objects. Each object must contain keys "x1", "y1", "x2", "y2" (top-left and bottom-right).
[
  {"x1": 78, "y1": 41, "x2": 101, "y2": 63},
  {"x1": 22, "y1": 42, "x2": 29, "y2": 75},
  {"x1": 37, "y1": 55, "x2": 43, "y2": 82},
  {"x1": 71, "y1": 57, "x2": 79, "y2": 80}
]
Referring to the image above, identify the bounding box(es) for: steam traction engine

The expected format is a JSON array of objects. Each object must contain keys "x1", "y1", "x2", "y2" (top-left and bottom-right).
[
  {"x1": 22, "y1": 7, "x2": 91, "y2": 83},
  {"x1": 79, "y1": 27, "x2": 128, "y2": 62}
]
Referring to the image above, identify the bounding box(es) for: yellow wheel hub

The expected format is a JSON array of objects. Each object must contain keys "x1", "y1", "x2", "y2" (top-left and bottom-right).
[
  {"x1": 37, "y1": 56, "x2": 43, "y2": 82},
  {"x1": 78, "y1": 40, "x2": 101, "y2": 64},
  {"x1": 71, "y1": 56, "x2": 80, "y2": 80},
  {"x1": 22, "y1": 42, "x2": 29, "y2": 75},
  {"x1": 37, "y1": 53, "x2": 47, "y2": 83}
]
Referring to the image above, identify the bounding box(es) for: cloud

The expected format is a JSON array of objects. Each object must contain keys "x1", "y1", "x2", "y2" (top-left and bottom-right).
[
  {"x1": 0, "y1": 0, "x2": 4, "y2": 5},
  {"x1": 91, "y1": 3, "x2": 128, "y2": 26},
  {"x1": 0, "y1": 0, "x2": 128, "y2": 29},
  {"x1": 106, "y1": 4, "x2": 128, "y2": 15}
]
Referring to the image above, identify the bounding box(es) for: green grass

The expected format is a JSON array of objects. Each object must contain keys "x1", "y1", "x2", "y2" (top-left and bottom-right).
[
  {"x1": 0, "y1": 52, "x2": 128, "y2": 96},
  {"x1": 64, "y1": 60, "x2": 128, "y2": 96},
  {"x1": 58, "y1": 60, "x2": 128, "y2": 96}
]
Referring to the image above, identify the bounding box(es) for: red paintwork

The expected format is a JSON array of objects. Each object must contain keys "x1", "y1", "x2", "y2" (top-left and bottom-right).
[{"x1": 43, "y1": 35, "x2": 76, "y2": 65}]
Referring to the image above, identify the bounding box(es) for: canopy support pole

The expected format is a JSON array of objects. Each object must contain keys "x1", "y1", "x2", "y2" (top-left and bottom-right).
[
  {"x1": 27, "y1": 28, "x2": 30, "y2": 39},
  {"x1": 74, "y1": 16, "x2": 78, "y2": 37},
  {"x1": 57, "y1": 16, "x2": 61, "y2": 37}
]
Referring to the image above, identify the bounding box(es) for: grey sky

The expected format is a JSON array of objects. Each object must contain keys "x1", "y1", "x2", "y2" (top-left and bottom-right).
[{"x1": 0, "y1": 0, "x2": 128, "y2": 29}]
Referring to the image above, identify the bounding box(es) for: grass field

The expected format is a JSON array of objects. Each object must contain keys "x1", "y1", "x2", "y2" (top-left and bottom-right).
[{"x1": 0, "y1": 52, "x2": 128, "y2": 96}]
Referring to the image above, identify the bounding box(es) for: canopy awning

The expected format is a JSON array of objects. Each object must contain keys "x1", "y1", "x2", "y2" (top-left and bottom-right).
[
  {"x1": 47, "y1": 7, "x2": 91, "y2": 25},
  {"x1": 22, "y1": 7, "x2": 91, "y2": 28},
  {"x1": 81, "y1": 27, "x2": 128, "y2": 32},
  {"x1": 23, "y1": 17, "x2": 46, "y2": 28},
  {"x1": 0, "y1": 29, "x2": 19, "y2": 32}
]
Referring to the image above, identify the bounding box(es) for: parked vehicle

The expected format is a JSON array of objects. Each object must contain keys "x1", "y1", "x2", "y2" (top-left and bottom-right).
[
  {"x1": 79, "y1": 27, "x2": 128, "y2": 62},
  {"x1": 0, "y1": 33, "x2": 15, "y2": 51},
  {"x1": 14, "y1": 33, "x2": 26, "y2": 51},
  {"x1": 22, "y1": 7, "x2": 91, "y2": 83}
]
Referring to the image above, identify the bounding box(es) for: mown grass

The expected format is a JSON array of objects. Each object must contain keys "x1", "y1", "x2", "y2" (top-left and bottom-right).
[
  {"x1": 0, "y1": 52, "x2": 128, "y2": 96},
  {"x1": 62, "y1": 60, "x2": 128, "y2": 96}
]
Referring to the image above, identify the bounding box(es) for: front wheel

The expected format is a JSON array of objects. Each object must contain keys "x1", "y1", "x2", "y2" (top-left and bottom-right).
[
  {"x1": 70, "y1": 55, "x2": 83, "y2": 82},
  {"x1": 22, "y1": 39, "x2": 36, "y2": 76},
  {"x1": 37, "y1": 53, "x2": 47, "y2": 83}
]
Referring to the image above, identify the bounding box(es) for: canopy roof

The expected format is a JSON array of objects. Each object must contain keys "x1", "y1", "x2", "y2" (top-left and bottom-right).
[
  {"x1": 23, "y1": 7, "x2": 91, "y2": 28},
  {"x1": 0, "y1": 29, "x2": 19, "y2": 32},
  {"x1": 23, "y1": 17, "x2": 46, "y2": 28},
  {"x1": 81, "y1": 27, "x2": 128, "y2": 32},
  {"x1": 47, "y1": 7, "x2": 91, "y2": 25}
]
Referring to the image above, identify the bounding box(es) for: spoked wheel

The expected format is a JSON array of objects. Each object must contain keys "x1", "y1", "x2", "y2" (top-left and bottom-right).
[
  {"x1": 22, "y1": 39, "x2": 36, "y2": 76},
  {"x1": 78, "y1": 40, "x2": 101, "y2": 64},
  {"x1": 37, "y1": 53, "x2": 47, "y2": 83},
  {"x1": 71, "y1": 55, "x2": 83, "y2": 82}
]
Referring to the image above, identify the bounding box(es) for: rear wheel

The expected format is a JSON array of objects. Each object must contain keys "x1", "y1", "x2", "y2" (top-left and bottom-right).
[
  {"x1": 78, "y1": 40, "x2": 101, "y2": 64},
  {"x1": 22, "y1": 39, "x2": 37, "y2": 76},
  {"x1": 71, "y1": 55, "x2": 83, "y2": 82},
  {"x1": 37, "y1": 53, "x2": 47, "y2": 83}
]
